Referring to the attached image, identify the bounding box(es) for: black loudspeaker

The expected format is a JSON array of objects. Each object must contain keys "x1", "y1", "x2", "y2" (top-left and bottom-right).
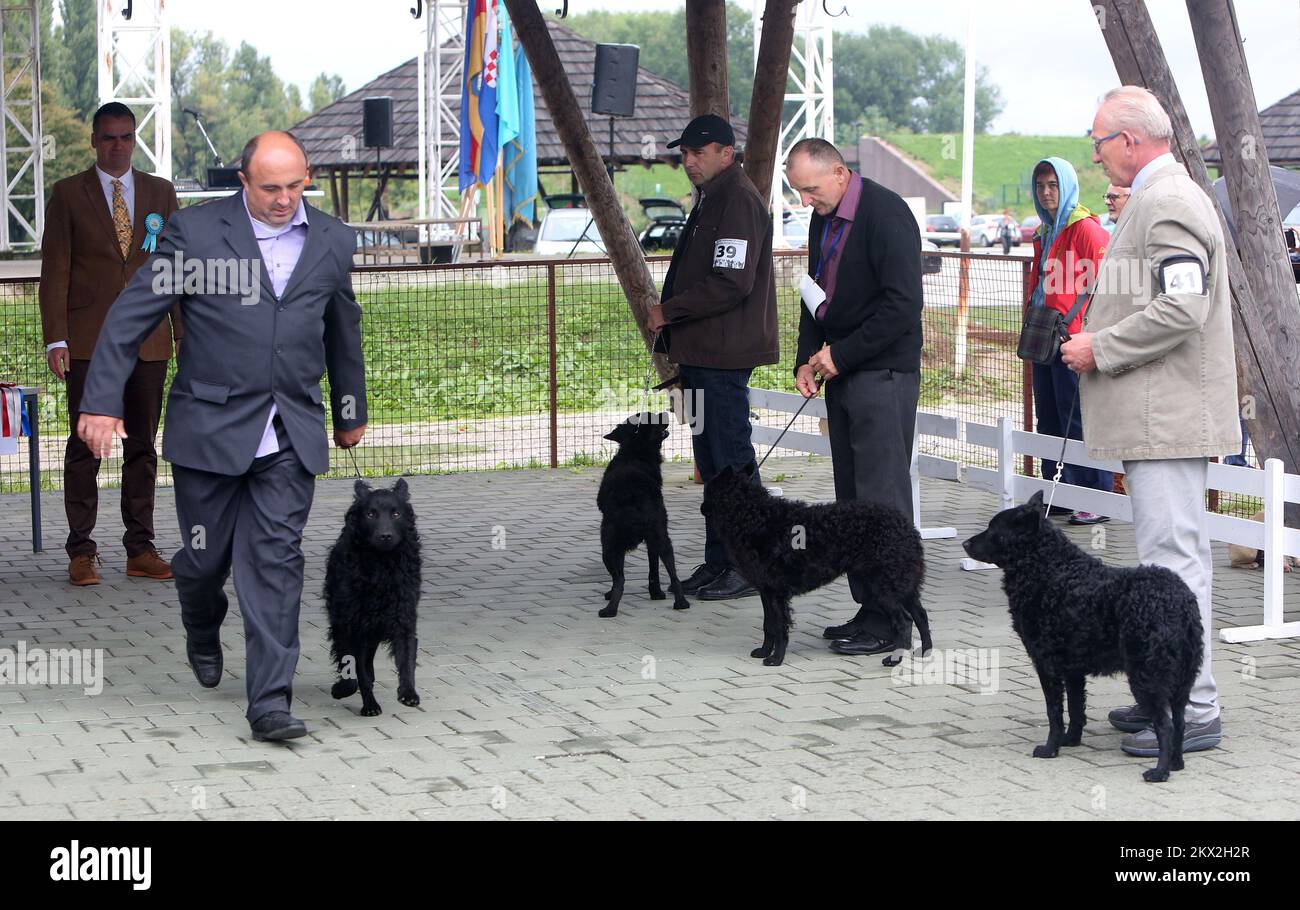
[
  {"x1": 363, "y1": 96, "x2": 393, "y2": 148},
  {"x1": 592, "y1": 44, "x2": 639, "y2": 117},
  {"x1": 206, "y1": 166, "x2": 241, "y2": 189}
]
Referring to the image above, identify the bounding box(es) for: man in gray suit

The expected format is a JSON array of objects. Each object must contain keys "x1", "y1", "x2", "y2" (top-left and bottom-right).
[
  {"x1": 78, "y1": 131, "x2": 368, "y2": 742},
  {"x1": 1062, "y1": 86, "x2": 1238, "y2": 759}
]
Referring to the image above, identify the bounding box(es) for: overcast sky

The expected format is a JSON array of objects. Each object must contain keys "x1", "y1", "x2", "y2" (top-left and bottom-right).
[{"x1": 160, "y1": 0, "x2": 1298, "y2": 138}]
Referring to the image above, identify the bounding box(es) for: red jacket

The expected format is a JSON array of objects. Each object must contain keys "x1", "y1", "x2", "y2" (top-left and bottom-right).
[{"x1": 1028, "y1": 214, "x2": 1109, "y2": 336}]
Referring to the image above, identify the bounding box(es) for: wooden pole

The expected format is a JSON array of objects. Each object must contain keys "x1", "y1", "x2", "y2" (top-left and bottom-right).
[
  {"x1": 504, "y1": 0, "x2": 672, "y2": 380},
  {"x1": 685, "y1": 0, "x2": 730, "y2": 118},
  {"x1": 743, "y1": 0, "x2": 797, "y2": 201},
  {"x1": 1092, "y1": 0, "x2": 1300, "y2": 494}
]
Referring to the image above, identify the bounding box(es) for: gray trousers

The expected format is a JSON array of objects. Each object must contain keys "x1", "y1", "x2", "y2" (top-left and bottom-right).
[
  {"x1": 825, "y1": 368, "x2": 921, "y2": 639},
  {"x1": 171, "y1": 419, "x2": 317, "y2": 722},
  {"x1": 1123, "y1": 458, "x2": 1219, "y2": 724}
]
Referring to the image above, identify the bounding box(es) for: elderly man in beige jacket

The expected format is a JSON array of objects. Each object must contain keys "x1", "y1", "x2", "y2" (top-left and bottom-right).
[{"x1": 1061, "y1": 85, "x2": 1239, "y2": 759}]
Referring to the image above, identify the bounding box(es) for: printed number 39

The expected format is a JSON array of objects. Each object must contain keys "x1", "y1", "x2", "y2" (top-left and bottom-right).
[{"x1": 716, "y1": 244, "x2": 737, "y2": 259}]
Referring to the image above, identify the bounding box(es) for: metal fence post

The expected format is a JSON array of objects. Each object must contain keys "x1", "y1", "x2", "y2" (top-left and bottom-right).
[
  {"x1": 548, "y1": 262, "x2": 558, "y2": 469},
  {"x1": 1021, "y1": 259, "x2": 1034, "y2": 479}
]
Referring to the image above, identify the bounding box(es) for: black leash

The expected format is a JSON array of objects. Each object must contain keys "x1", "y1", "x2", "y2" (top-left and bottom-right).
[
  {"x1": 1044, "y1": 381, "x2": 1080, "y2": 514},
  {"x1": 755, "y1": 376, "x2": 825, "y2": 472},
  {"x1": 346, "y1": 444, "x2": 363, "y2": 479}
]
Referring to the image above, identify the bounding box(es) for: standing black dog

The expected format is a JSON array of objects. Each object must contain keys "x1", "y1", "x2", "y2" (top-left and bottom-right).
[
  {"x1": 597, "y1": 412, "x2": 689, "y2": 618},
  {"x1": 704, "y1": 464, "x2": 930, "y2": 667},
  {"x1": 962, "y1": 490, "x2": 1202, "y2": 783},
  {"x1": 324, "y1": 478, "x2": 422, "y2": 716}
]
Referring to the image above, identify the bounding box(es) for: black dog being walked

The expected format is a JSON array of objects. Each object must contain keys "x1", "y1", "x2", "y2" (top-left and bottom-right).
[
  {"x1": 597, "y1": 412, "x2": 690, "y2": 618},
  {"x1": 962, "y1": 490, "x2": 1202, "y2": 783},
  {"x1": 703, "y1": 464, "x2": 930, "y2": 667},
  {"x1": 323, "y1": 478, "x2": 423, "y2": 716}
]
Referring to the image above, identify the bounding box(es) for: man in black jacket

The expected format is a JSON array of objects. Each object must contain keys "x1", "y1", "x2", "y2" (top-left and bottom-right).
[
  {"x1": 647, "y1": 114, "x2": 779, "y2": 600},
  {"x1": 786, "y1": 137, "x2": 924, "y2": 656}
]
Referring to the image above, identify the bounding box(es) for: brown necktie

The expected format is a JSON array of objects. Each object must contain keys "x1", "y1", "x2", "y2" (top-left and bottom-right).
[{"x1": 111, "y1": 178, "x2": 131, "y2": 258}]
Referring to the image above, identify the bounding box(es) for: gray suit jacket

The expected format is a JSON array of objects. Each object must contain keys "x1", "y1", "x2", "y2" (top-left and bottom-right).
[{"x1": 80, "y1": 191, "x2": 368, "y2": 476}]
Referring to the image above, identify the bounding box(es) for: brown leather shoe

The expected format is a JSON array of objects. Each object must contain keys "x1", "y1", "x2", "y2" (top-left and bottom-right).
[
  {"x1": 69, "y1": 553, "x2": 102, "y2": 586},
  {"x1": 126, "y1": 547, "x2": 173, "y2": 580}
]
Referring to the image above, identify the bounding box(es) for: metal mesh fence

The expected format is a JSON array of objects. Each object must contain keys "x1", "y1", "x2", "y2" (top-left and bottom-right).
[{"x1": 0, "y1": 251, "x2": 1258, "y2": 514}]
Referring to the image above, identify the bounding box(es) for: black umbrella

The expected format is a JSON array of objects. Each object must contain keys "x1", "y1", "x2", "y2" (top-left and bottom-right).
[{"x1": 1212, "y1": 165, "x2": 1300, "y2": 244}]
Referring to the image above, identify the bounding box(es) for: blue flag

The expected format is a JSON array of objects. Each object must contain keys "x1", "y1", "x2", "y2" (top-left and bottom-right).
[
  {"x1": 503, "y1": 40, "x2": 537, "y2": 226},
  {"x1": 496, "y1": 0, "x2": 520, "y2": 149}
]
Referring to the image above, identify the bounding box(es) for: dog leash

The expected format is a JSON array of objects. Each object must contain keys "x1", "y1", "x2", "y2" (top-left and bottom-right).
[
  {"x1": 1043, "y1": 382, "x2": 1080, "y2": 514},
  {"x1": 346, "y1": 444, "x2": 363, "y2": 479},
  {"x1": 755, "y1": 375, "x2": 825, "y2": 472}
]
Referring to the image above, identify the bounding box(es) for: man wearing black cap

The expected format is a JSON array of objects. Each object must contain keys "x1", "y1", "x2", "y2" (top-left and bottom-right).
[{"x1": 647, "y1": 114, "x2": 778, "y2": 601}]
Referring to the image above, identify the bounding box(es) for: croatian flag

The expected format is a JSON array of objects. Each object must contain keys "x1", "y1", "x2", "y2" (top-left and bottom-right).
[{"x1": 458, "y1": 0, "x2": 500, "y2": 192}]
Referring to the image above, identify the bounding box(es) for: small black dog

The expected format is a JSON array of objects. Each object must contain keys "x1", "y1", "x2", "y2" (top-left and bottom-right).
[
  {"x1": 596, "y1": 412, "x2": 689, "y2": 618},
  {"x1": 323, "y1": 478, "x2": 423, "y2": 716},
  {"x1": 962, "y1": 490, "x2": 1202, "y2": 783},
  {"x1": 703, "y1": 464, "x2": 930, "y2": 667}
]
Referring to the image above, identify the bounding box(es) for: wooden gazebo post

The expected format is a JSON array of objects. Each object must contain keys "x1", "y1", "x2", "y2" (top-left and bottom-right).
[{"x1": 1092, "y1": 0, "x2": 1300, "y2": 514}]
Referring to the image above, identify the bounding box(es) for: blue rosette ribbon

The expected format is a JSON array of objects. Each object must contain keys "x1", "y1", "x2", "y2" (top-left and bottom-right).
[{"x1": 141, "y1": 212, "x2": 164, "y2": 253}]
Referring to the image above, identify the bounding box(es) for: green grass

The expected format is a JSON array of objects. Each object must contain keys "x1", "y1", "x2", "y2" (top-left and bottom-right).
[{"x1": 883, "y1": 133, "x2": 1112, "y2": 221}]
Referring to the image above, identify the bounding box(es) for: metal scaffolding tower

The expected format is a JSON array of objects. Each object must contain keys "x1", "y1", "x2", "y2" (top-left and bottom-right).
[
  {"x1": 0, "y1": 0, "x2": 45, "y2": 252},
  {"x1": 98, "y1": 0, "x2": 170, "y2": 179},
  {"x1": 753, "y1": 0, "x2": 833, "y2": 241},
  {"x1": 415, "y1": 0, "x2": 466, "y2": 240}
]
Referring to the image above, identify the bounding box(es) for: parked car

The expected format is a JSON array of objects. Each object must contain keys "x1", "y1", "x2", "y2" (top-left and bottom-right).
[
  {"x1": 1285, "y1": 206, "x2": 1300, "y2": 282},
  {"x1": 968, "y1": 214, "x2": 1009, "y2": 247},
  {"x1": 638, "y1": 197, "x2": 687, "y2": 252},
  {"x1": 782, "y1": 210, "x2": 810, "y2": 249},
  {"x1": 924, "y1": 214, "x2": 961, "y2": 247},
  {"x1": 535, "y1": 195, "x2": 605, "y2": 256},
  {"x1": 921, "y1": 239, "x2": 943, "y2": 275},
  {"x1": 1019, "y1": 214, "x2": 1042, "y2": 244}
]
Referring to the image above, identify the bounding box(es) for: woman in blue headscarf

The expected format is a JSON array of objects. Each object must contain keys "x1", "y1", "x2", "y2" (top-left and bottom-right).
[{"x1": 1027, "y1": 156, "x2": 1114, "y2": 524}]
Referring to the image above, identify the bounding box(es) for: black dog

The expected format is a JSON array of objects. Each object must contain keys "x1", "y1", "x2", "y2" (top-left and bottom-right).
[
  {"x1": 596, "y1": 412, "x2": 689, "y2": 618},
  {"x1": 703, "y1": 464, "x2": 930, "y2": 667},
  {"x1": 962, "y1": 490, "x2": 1202, "y2": 783},
  {"x1": 323, "y1": 478, "x2": 423, "y2": 716}
]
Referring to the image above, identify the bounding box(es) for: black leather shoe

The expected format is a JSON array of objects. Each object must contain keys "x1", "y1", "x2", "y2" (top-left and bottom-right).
[
  {"x1": 823, "y1": 621, "x2": 866, "y2": 640},
  {"x1": 695, "y1": 568, "x2": 758, "y2": 600},
  {"x1": 680, "y1": 563, "x2": 726, "y2": 595},
  {"x1": 185, "y1": 637, "x2": 222, "y2": 688},
  {"x1": 829, "y1": 633, "x2": 897, "y2": 656},
  {"x1": 250, "y1": 711, "x2": 307, "y2": 742},
  {"x1": 1108, "y1": 704, "x2": 1152, "y2": 733}
]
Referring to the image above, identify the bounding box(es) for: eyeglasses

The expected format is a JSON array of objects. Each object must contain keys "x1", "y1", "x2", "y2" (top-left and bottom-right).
[
  {"x1": 1092, "y1": 129, "x2": 1125, "y2": 153},
  {"x1": 1104, "y1": 193, "x2": 1129, "y2": 203}
]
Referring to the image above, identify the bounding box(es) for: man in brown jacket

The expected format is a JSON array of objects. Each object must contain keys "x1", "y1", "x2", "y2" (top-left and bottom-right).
[
  {"x1": 39, "y1": 102, "x2": 182, "y2": 586},
  {"x1": 647, "y1": 114, "x2": 778, "y2": 601}
]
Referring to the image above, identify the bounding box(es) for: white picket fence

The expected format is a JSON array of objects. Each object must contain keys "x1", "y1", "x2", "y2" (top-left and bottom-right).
[{"x1": 748, "y1": 389, "x2": 1300, "y2": 644}]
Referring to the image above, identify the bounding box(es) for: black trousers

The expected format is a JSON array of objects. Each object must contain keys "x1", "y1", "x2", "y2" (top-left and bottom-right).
[
  {"x1": 678, "y1": 364, "x2": 759, "y2": 569},
  {"x1": 64, "y1": 358, "x2": 167, "y2": 558},
  {"x1": 171, "y1": 418, "x2": 316, "y2": 722},
  {"x1": 824, "y1": 367, "x2": 920, "y2": 639}
]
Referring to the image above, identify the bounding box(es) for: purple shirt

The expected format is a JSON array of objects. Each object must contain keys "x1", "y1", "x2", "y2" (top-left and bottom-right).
[
  {"x1": 815, "y1": 171, "x2": 862, "y2": 321},
  {"x1": 242, "y1": 192, "x2": 309, "y2": 456},
  {"x1": 243, "y1": 192, "x2": 309, "y2": 297}
]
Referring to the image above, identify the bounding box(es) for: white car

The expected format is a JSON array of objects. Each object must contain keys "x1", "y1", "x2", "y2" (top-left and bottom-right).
[
  {"x1": 968, "y1": 215, "x2": 1006, "y2": 247},
  {"x1": 534, "y1": 206, "x2": 606, "y2": 256}
]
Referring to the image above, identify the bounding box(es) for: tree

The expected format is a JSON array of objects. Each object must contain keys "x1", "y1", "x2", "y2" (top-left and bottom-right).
[
  {"x1": 309, "y1": 74, "x2": 347, "y2": 112},
  {"x1": 832, "y1": 27, "x2": 1003, "y2": 136},
  {"x1": 169, "y1": 31, "x2": 310, "y2": 181},
  {"x1": 567, "y1": 4, "x2": 755, "y2": 120},
  {"x1": 49, "y1": 0, "x2": 97, "y2": 119}
]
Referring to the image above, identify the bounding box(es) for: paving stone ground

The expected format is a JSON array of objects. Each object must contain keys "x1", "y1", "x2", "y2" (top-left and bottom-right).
[{"x1": 1, "y1": 456, "x2": 1298, "y2": 821}]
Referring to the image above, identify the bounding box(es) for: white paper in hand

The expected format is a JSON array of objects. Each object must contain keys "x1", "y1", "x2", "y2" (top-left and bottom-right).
[{"x1": 799, "y1": 274, "x2": 826, "y2": 318}]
